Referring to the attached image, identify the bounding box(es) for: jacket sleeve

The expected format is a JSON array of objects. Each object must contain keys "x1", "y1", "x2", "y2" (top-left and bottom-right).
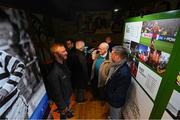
[
  {"x1": 2, "y1": 52, "x2": 25, "y2": 93},
  {"x1": 100, "y1": 61, "x2": 111, "y2": 82},
  {"x1": 78, "y1": 54, "x2": 89, "y2": 82},
  {"x1": 47, "y1": 70, "x2": 66, "y2": 110},
  {"x1": 90, "y1": 60, "x2": 96, "y2": 81}
]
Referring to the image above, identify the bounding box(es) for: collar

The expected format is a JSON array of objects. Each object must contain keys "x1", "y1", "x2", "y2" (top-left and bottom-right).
[
  {"x1": 100, "y1": 52, "x2": 107, "y2": 58},
  {"x1": 111, "y1": 58, "x2": 127, "y2": 68}
]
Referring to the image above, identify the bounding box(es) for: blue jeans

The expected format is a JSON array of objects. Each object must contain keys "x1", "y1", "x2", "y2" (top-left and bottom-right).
[{"x1": 109, "y1": 104, "x2": 122, "y2": 119}]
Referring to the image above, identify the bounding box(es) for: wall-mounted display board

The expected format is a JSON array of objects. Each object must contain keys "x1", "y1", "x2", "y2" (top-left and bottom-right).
[
  {"x1": 123, "y1": 78, "x2": 154, "y2": 119},
  {"x1": 122, "y1": 10, "x2": 180, "y2": 119},
  {"x1": 0, "y1": 7, "x2": 49, "y2": 119},
  {"x1": 165, "y1": 90, "x2": 180, "y2": 119}
]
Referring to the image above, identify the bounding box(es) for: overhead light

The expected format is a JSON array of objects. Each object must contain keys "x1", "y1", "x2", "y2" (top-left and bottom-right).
[{"x1": 114, "y1": 9, "x2": 119, "y2": 12}]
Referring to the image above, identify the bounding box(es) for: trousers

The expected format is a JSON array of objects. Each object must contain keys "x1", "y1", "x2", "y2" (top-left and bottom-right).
[{"x1": 109, "y1": 104, "x2": 122, "y2": 119}]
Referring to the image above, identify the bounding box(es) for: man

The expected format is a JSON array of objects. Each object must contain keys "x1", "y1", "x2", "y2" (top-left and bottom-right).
[
  {"x1": 71, "y1": 40, "x2": 89, "y2": 103},
  {"x1": 0, "y1": 50, "x2": 26, "y2": 118},
  {"x1": 146, "y1": 21, "x2": 160, "y2": 49},
  {"x1": 47, "y1": 43, "x2": 73, "y2": 119},
  {"x1": 66, "y1": 39, "x2": 76, "y2": 90},
  {"x1": 150, "y1": 22, "x2": 160, "y2": 49},
  {"x1": 105, "y1": 46, "x2": 131, "y2": 119},
  {"x1": 66, "y1": 38, "x2": 75, "y2": 52},
  {"x1": 104, "y1": 35, "x2": 115, "y2": 52},
  {"x1": 91, "y1": 42, "x2": 109, "y2": 99},
  {"x1": 147, "y1": 48, "x2": 161, "y2": 69}
]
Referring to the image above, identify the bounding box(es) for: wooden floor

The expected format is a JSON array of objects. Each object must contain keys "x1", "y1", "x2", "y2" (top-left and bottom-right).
[{"x1": 50, "y1": 89, "x2": 109, "y2": 119}]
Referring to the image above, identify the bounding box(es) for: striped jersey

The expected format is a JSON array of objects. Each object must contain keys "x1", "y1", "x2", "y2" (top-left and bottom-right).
[
  {"x1": 0, "y1": 50, "x2": 25, "y2": 116},
  {"x1": 0, "y1": 50, "x2": 25, "y2": 93}
]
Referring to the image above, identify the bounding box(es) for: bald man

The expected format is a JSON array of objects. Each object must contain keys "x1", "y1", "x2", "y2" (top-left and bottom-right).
[
  {"x1": 91, "y1": 42, "x2": 110, "y2": 99},
  {"x1": 47, "y1": 43, "x2": 73, "y2": 119},
  {"x1": 70, "y1": 40, "x2": 89, "y2": 103}
]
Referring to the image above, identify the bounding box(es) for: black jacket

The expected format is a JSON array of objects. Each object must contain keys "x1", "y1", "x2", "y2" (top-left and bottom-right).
[
  {"x1": 71, "y1": 49, "x2": 89, "y2": 88},
  {"x1": 47, "y1": 61, "x2": 72, "y2": 110},
  {"x1": 105, "y1": 62, "x2": 131, "y2": 108},
  {"x1": 67, "y1": 47, "x2": 76, "y2": 70}
]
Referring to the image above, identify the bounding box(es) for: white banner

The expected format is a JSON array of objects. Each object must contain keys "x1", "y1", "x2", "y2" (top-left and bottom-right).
[
  {"x1": 162, "y1": 111, "x2": 173, "y2": 119},
  {"x1": 123, "y1": 78, "x2": 154, "y2": 119},
  {"x1": 124, "y1": 22, "x2": 143, "y2": 43},
  {"x1": 136, "y1": 62, "x2": 162, "y2": 100},
  {"x1": 166, "y1": 90, "x2": 180, "y2": 118}
]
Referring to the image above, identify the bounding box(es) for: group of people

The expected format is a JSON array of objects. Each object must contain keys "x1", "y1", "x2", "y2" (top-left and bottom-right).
[{"x1": 47, "y1": 36, "x2": 131, "y2": 119}]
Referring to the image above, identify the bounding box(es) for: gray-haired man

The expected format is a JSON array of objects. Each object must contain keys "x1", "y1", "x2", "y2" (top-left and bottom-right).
[{"x1": 105, "y1": 46, "x2": 131, "y2": 119}]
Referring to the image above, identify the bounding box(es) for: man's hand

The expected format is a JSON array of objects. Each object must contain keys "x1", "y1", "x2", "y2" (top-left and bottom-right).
[
  {"x1": 62, "y1": 106, "x2": 68, "y2": 113},
  {"x1": 0, "y1": 89, "x2": 9, "y2": 102}
]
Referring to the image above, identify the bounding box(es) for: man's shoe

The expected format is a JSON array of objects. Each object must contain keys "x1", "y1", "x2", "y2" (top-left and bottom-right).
[
  {"x1": 60, "y1": 113, "x2": 66, "y2": 119},
  {"x1": 66, "y1": 110, "x2": 74, "y2": 118}
]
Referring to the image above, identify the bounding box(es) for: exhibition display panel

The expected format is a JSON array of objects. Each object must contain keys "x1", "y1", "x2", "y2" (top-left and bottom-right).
[{"x1": 123, "y1": 10, "x2": 180, "y2": 119}]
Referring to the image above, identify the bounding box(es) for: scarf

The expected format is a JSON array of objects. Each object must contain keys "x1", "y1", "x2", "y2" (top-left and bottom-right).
[{"x1": 105, "y1": 59, "x2": 127, "y2": 84}]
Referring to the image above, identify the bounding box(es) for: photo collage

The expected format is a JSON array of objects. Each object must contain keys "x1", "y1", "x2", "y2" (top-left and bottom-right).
[
  {"x1": 129, "y1": 41, "x2": 170, "y2": 76},
  {"x1": 124, "y1": 18, "x2": 180, "y2": 77},
  {"x1": 123, "y1": 11, "x2": 180, "y2": 119}
]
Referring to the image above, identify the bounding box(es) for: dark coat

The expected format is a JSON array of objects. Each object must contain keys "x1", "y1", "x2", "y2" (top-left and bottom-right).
[
  {"x1": 67, "y1": 47, "x2": 76, "y2": 71},
  {"x1": 105, "y1": 62, "x2": 131, "y2": 108},
  {"x1": 67, "y1": 47, "x2": 76, "y2": 89},
  {"x1": 108, "y1": 42, "x2": 116, "y2": 52},
  {"x1": 47, "y1": 61, "x2": 72, "y2": 110},
  {"x1": 71, "y1": 49, "x2": 89, "y2": 89}
]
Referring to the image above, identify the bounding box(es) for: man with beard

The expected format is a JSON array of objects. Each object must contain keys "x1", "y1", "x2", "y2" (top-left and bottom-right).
[{"x1": 47, "y1": 43, "x2": 73, "y2": 119}]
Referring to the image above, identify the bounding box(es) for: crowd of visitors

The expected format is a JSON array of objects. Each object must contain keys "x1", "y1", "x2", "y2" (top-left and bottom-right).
[{"x1": 47, "y1": 35, "x2": 131, "y2": 119}]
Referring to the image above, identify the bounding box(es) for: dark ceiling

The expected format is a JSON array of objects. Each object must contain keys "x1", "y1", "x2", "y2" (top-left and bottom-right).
[{"x1": 0, "y1": 0, "x2": 156, "y2": 19}]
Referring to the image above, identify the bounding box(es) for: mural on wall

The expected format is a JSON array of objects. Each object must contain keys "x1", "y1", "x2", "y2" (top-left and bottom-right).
[
  {"x1": 0, "y1": 7, "x2": 47, "y2": 119},
  {"x1": 27, "y1": 14, "x2": 53, "y2": 64},
  {"x1": 77, "y1": 11, "x2": 123, "y2": 34}
]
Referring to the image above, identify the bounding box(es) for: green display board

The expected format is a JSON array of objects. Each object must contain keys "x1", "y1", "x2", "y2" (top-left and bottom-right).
[{"x1": 122, "y1": 10, "x2": 180, "y2": 119}]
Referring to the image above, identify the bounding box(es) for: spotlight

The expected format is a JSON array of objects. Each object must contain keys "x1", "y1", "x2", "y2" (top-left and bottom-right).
[{"x1": 114, "y1": 9, "x2": 119, "y2": 12}]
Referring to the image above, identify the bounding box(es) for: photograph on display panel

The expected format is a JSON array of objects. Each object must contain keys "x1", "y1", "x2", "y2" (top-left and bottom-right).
[
  {"x1": 129, "y1": 41, "x2": 170, "y2": 76},
  {"x1": 0, "y1": 8, "x2": 46, "y2": 119},
  {"x1": 130, "y1": 42, "x2": 149, "y2": 67},
  {"x1": 127, "y1": 55, "x2": 139, "y2": 78},
  {"x1": 140, "y1": 18, "x2": 180, "y2": 53}
]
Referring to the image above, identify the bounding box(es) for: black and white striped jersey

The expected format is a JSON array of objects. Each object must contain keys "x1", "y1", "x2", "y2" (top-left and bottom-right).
[{"x1": 0, "y1": 50, "x2": 25, "y2": 93}]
